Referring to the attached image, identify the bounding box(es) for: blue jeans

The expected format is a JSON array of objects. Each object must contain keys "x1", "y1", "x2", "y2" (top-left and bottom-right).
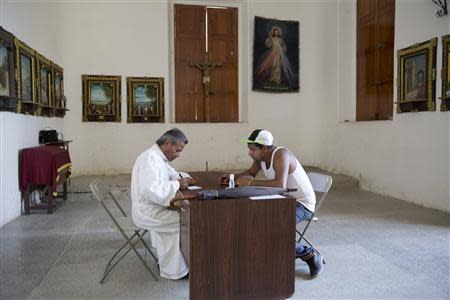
[{"x1": 296, "y1": 203, "x2": 314, "y2": 258}]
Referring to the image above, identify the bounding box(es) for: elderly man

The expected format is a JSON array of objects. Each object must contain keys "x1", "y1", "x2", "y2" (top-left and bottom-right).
[
  {"x1": 237, "y1": 129, "x2": 324, "y2": 277},
  {"x1": 131, "y1": 128, "x2": 193, "y2": 280}
]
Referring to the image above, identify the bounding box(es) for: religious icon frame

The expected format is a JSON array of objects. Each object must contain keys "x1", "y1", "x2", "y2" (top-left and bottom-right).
[
  {"x1": 0, "y1": 26, "x2": 17, "y2": 112},
  {"x1": 396, "y1": 37, "x2": 437, "y2": 113},
  {"x1": 36, "y1": 52, "x2": 53, "y2": 117},
  {"x1": 82, "y1": 74, "x2": 121, "y2": 122},
  {"x1": 52, "y1": 62, "x2": 67, "y2": 117},
  {"x1": 126, "y1": 77, "x2": 164, "y2": 123},
  {"x1": 252, "y1": 16, "x2": 299, "y2": 92},
  {"x1": 440, "y1": 34, "x2": 450, "y2": 111},
  {"x1": 14, "y1": 37, "x2": 39, "y2": 115}
]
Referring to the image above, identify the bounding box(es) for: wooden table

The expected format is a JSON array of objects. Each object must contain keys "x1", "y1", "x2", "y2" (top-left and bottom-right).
[
  {"x1": 19, "y1": 145, "x2": 71, "y2": 214},
  {"x1": 180, "y1": 172, "x2": 296, "y2": 300}
]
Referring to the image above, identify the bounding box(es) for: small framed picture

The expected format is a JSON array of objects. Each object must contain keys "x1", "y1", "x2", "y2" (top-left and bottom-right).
[
  {"x1": 36, "y1": 52, "x2": 53, "y2": 116},
  {"x1": 82, "y1": 75, "x2": 121, "y2": 122},
  {"x1": 0, "y1": 26, "x2": 17, "y2": 111},
  {"x1": 14, "y1": 38, "x2": 39, "y2": 114},
  {"x1": 397, "y1": 38, "x2": 437, "y2": 113},
  {"x1": 126, "y1": 77, "x2": 164, "y2": 123},
  {"x1": 52, "y1": 63, "x2": 66, "y2": 108},
  {"x1": 440, "y1": 34, "x2": 450, "y2": 111}
]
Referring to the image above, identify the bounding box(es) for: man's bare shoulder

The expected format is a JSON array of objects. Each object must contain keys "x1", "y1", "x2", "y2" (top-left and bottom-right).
[{"x1": 273, "y1": 147, "x2": 294, "y2": 160}]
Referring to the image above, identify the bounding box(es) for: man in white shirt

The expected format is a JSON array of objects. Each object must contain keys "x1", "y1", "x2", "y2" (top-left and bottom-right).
[
  {"x1": 237, "y1": 129, "x2": 324, "y2": 277},
  {"x1": 131, "y1": 128, "x2": 193, "y2": 280}
]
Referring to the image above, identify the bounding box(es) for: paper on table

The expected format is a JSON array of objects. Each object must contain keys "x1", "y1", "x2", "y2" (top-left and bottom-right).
[
  {"x1": 249, "y1": 194, "x2": 286, "y2": 200},
  {"x1": 187, "y1": 185, "x2": 202, "y2": 190}
]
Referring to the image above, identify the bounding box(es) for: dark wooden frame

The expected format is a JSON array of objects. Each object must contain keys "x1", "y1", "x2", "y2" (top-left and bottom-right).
[
  {"x1": 82, "y1": 74, "x2": 121, "y2": 122},
  {"x1": 126, "y1": 77, "x2": 164, "y2": 123},
  {"x1": 0, "y1": 26, "x2": 18, "y2": 111},
  {"x1": 14, "y1": 38, "x2": 39, "y2": 115},
  {"x1": 440, "y1": 34, "x2": 450, "y2": 111},
  {"x1": 397, "y1": 38, "x2": 437, "y2": 113},
  {"x1": 36, "y1": 52, "x2": 53, "y2": 117},
  {"x1": 52, "y1": 63, "x2": 67, "y2": 117}
]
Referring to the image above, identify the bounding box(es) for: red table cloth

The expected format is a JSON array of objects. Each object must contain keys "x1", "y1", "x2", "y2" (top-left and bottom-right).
[{"x1": 19, "y1": 145, "x2": 71, "y2": 193}]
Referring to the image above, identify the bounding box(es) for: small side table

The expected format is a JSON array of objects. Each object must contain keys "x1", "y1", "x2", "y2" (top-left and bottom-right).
[{"x1": 19, "y1": 145, "x2": 72, "y2": 214}]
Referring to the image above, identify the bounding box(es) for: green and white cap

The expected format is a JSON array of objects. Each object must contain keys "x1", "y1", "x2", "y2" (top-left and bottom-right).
[{"x1": 241, "y1": 129, "x2": 274, "y2": 146}]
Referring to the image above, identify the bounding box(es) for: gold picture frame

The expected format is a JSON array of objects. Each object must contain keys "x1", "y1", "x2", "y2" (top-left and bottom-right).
[
  {"x1": 440, "y1": 34, "x2": 450, "y2": 111},
  {"x1": 82, "y1": 75, "x2": 121, "y2": 122},
  {"x1": 36, "y1": 52, "x2": 53, "y2": 117},
  {"x1": 0, "y1": 26, "x2": 17, "y2": 112},
  {"x1": 126, "y1": 77, "x2": 164, "y2": 123},
  {"x1": 14, "y1": 38, "x2": 38, "y2": 115},
  {"x1": 397, "y1": 37, "x2": 437, "y2": 113},
  {"x1": 52, "y1": 63, "x2": 67, "y2": 117}
]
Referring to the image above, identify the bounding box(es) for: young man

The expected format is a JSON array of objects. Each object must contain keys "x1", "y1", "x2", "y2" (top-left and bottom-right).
[
  {"x1": 131, "y1": 128, "x2": 193, "y2": 280},
  {"x1": 238, "y1": 129, "x2": 324, "y2": 277}
]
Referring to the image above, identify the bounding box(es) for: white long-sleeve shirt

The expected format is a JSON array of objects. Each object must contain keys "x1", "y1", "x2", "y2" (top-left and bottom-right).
[{"x1": 131, "y1": 144, "x2": 182, "y2": 232}]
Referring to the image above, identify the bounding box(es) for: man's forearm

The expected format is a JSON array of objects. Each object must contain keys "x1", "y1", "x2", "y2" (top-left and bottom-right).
[
  {"x1": 249, "y1": 179, "x2": 284, "y2": 188},
  {"x1": 237, "y1": 170, "x2": 254, "y2": 177}
]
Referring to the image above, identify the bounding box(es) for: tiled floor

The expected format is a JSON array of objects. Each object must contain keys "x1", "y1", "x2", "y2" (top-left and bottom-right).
[{"x1": 1, "y1": 172, "x2": 449, "y2": 299}]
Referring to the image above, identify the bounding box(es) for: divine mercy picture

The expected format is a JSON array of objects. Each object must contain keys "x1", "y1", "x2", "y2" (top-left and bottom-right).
[{"x1": 252, "y1": 16, "x2": 299, "y2": 92}]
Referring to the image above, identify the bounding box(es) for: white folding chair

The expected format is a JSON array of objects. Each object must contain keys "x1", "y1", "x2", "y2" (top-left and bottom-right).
[
  {"x1": 296, "y1": 172, "x2": 333, "y2": 262},
  {"x1": 90, "y1": 179, "x2": 158, "y2": 283}
]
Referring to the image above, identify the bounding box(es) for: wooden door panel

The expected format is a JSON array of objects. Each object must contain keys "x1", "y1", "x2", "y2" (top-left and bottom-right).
[
  {"x1": 176, "y1": 5, "x2": 205, "y2": 36},
  {"x1": 209, "y1": 94, "x2": 237, "y2": 122},
  {"x1": 356, "y1": 0, "x2": 394, "y2": 121},
  {"x1": 175, "y1": 4, "x2": 205, "y2": 122},
  {"x1": 175, "y1": 5, "x2": 237, "y2": 122},
  {"x1": 176, "y1": 94, "x2": 205, "y2": 122}
]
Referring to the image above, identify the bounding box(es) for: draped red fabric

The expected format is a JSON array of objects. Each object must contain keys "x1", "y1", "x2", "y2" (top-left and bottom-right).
[{"x1": 19, "y1": 146, "x2": 71, "y2": 192}]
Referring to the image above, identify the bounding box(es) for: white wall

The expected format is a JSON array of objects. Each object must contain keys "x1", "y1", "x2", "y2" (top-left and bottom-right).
[
  {"x1": 321, "y1": 0, "x2": 450, "y2": 212},
  {"x1": 0, "y1": 1, "x2": 64, "y2": 226},
  {"x1": 59, "y1": 1, "x2": 332, "y2": 176},
  {"x1": 2, "y1": 0, "x2": 448, "y2": 227}
]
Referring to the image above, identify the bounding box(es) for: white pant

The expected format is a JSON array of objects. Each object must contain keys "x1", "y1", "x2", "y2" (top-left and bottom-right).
[{"x1": 150, "y1": 231, "x2": 188, "y2": 280}]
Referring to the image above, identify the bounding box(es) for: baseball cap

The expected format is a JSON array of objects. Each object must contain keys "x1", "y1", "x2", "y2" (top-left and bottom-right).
[{"x1": 241, "y1": 129, "x2": 274, "y2": 146}]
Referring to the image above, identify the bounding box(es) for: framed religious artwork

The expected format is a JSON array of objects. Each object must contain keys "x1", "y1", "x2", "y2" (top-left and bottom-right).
[
  {"x1": 82, "y1": 75, "x2": 121, "y2": 122},
  {"x1": 396, "y1": 38, "x2": 437, "y2": 113},
  {"x1": 52, "y1": 63, "x2": 67, "y2": 117},
  {"x1": 0, "y1": 26, "x2": 17, "y2": 112},
  {"x1": 252, "y1": 16, "x2": 299, "y2": 92},
  {"x1": 36, "y1": 52, "x2": 53, "y2": 117},
  {"x1": 126, "y1": 77, "x2": 164, "y2": 123},
  {"x1": 440, "y1": 34, "x2": 450, "y2": 111},
  {"x1": 14, "y1": 38, "x2": 39, "y2": 115}
]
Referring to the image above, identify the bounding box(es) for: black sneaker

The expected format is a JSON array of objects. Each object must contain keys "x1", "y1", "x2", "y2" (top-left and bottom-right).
[{"x1": 303, "y1": 253, "x2": 324, "y2": 277}]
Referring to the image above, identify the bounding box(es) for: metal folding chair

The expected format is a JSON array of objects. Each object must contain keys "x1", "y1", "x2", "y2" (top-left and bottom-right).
[
  {"x1": 296, "y1": 172, "x2": 333, "y2": 262},
  {"x1": 90, "y1": 179, "x2": 158, "y2": 283}
]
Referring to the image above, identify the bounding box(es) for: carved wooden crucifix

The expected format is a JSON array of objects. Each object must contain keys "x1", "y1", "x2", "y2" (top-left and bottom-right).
[{"x1": 191, "y1": 57, "x2": 222, "y2": 122}]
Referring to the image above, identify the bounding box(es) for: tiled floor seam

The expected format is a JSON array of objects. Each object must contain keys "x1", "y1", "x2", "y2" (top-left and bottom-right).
[{"x1": 25, "y1": 205, "x2": 98, "y2": 300}]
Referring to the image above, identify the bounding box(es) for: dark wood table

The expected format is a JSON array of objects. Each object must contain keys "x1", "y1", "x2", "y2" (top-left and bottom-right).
[{"x1": 180, "y1": 172, "x2": 296, "y2": 300}]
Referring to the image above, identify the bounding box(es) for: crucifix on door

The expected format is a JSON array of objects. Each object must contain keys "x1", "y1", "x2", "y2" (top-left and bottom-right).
[
  {"x1": 191, "y1": 58, "x2": 222, "y2": 122},
  {"x1": 174, "y1": 4, "x2": 238, "y2": 122}
]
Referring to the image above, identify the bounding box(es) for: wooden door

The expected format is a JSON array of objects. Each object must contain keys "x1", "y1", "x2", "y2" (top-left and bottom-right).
[
  {"x1": 174, "y1": 5, "x2": 238, "y2": 122},
  {"x1": 356, "y1": 0, "x2": 395, "y2": 121}
]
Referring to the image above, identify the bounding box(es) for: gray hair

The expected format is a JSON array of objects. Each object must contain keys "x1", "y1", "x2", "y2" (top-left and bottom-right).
[{"x1": 156, "y1": 128, "x2": 188, "y2": 146}]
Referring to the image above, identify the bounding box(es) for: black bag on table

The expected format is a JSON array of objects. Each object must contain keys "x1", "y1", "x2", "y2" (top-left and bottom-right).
[{"x1": 38, "y1": 130, "x2": 59, "y2": 144}]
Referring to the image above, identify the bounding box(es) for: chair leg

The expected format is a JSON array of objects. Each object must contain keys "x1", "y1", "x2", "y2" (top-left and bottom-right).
[
  {"x1": 127, "y1": 237, "x2": 159, "y2": 281},
  {"x1": 100, "y1": 231, "x2": 159, "y2": 283},
  {"x1": 135, "y1": 231, "x2": 158, "y2": 263},
  {"x1": 100, "y1": 232, "x2": 140, "y2": 283}
]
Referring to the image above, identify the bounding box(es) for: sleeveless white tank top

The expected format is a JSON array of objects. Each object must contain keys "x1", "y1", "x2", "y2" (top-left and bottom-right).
[{"x1": 260, "y1": 147, "x2": 316, "y2": 212}]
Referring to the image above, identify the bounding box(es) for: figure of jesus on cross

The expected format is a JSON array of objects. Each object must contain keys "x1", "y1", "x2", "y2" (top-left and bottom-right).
[{"x1": 193, "y1": 62, "x2": 222, "y2": 97}]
